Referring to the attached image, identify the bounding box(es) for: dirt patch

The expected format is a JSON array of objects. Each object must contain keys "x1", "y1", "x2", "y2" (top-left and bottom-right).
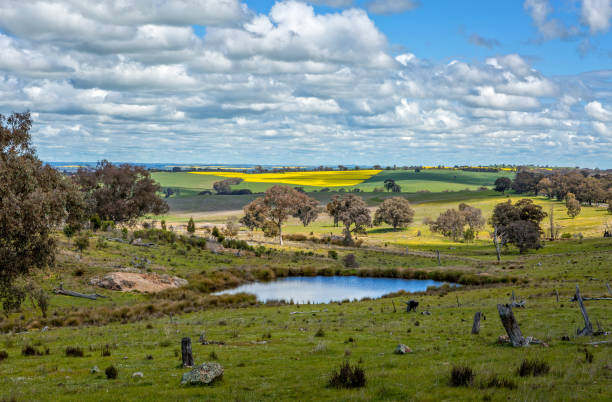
[{"x1": 89, "y1": 272, "x2": 188, "y2": 293}]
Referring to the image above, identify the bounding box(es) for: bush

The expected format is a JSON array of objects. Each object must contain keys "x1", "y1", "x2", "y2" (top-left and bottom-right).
[
  {"x1": 328, "y1": 361, "x2": 366, "y2": 388},
  {"x1": 105, "y1": 365, "x2": 118, "y2": 379},
  {"x1": 101, "y1": 345, "x2": 111, "y2": 357},
  {"x1": 342, "y1": 254, "x2": 358, "y2": 268},
  {"x1": 328, "y1": 250, "x2": 338, "y2": 259},
  {"x1": 479, "y1": 374, "x2": 516, "y2": 390},
  {"x1": 65, "y1": 346, "x2": 84, "y2": 357},
  {"x1": 63, "y1": 224, "x2": 76, "y2": 238},
  {"x1": 90, "y1": 215, "x2": 102, "y2": 231},
  {"x1": 517, "y1": 359, "x2": 550, "y2": 377},
  {"x1": 74, "y1": 234, "x2": 89, "y2": 253},
  {"x1": 314, "y1": 328, "x2": 325, "y2": 337},
  {"x1": 22, "y1": 345, "x2": 47, "y2": 356},
  {"x1": 561, "y1": 232, "x2": 572, "y2": 239},
  {"x1": 450, "y1": 365, "x2": 474, "y2": 386},
  {"x1": 0, "y1": 350, "x2": 8, "y2": 361}
]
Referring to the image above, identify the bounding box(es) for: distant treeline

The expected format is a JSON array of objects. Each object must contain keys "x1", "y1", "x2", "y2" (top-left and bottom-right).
[{"x1": 511, "y1": 168, "x2": 612, "y2": 204}]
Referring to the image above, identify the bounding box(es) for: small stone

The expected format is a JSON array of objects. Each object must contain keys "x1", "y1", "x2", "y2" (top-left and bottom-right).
[
  {"x1": 394, "y1": 344, "x2": 412, "y2": 354},
  {"x1": 41, "y1": 326, "x2": 49, "y2": 332},
  {"x1": 421, "y1": 311, "x2": 431, "y2": 315},
  {"x1": 132, "y1": 372, "x2": 144, "y2": 378},
  {"x1": 91, "y1": 366, "x2": 100, "y2": 374}
]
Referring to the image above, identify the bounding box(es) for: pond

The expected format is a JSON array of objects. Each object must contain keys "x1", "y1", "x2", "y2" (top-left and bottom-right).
[{"x1": 214, "y1": 276, "x2": 456, "y2": 304}]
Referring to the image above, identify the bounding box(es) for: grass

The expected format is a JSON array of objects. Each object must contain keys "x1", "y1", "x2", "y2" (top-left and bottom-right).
[{"x1": 1, "y1": 173, "x2": 611, "y2": 400}]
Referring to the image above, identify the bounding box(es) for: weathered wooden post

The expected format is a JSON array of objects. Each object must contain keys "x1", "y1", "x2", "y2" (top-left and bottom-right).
[
  {"x1": 181, "y1": 337, "x2": 194, "y2": 367},
  {"x1": 606, "y1": 283, "x2": 612, "y2": 295},
  {"x1": 497, "y1": 304, "x2": 527, "y2": 346},
  {"x1": 471, "y1": 312, "x2": 481, "y2": 334},
  {"x1": 575, "y1": 285, "x2": 593, "y2": 336},
  {"x1": 436, "y1": 250, "x2": 441, "y2": 266},
  {"x1": 555, "y1": 289, "x2": 559, "y2": 303}
]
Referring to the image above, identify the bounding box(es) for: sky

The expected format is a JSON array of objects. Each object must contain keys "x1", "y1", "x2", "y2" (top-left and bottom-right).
[{"x1": 0, "y1": 0, "x2": 611, "y2": 167}]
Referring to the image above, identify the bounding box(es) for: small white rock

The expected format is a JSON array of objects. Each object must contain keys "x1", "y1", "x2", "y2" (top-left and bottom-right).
[{"x1": 132, "y1": 372, "x2": 144, "y2": 378}]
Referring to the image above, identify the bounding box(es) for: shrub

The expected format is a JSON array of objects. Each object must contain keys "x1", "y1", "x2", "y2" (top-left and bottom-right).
[
  {"x1": 0, "y1": 350, "x2": 7, "y2": 361},
  {"x1": 22, "y1": 345, "x2": 47, "y2": 356},
  {"x1": 209, "y1": 350, "x2": 219, "y2": 360},
  {"x1": 105, "y1": 365, "x2": 118, "y2": 379},
  {"x1": 561, "y1": 232, "x2": 572, "y2": 239},
  {"x1": 450, "y1": 365, "x2": 474, "y2": 386},
  {"x1": 479, "y1": 374, "x2": 516, "y2": 390},
  {"x1": 328, "y1": 250, "x2": 338, "y2": 259},
  {"x1": 328, "y1": 361, "x2": 366, "y2": 389},
  {"x1": 65, "y1": 346, "x2": 84, "y2": 357},
  {"x1": 517, "y1": 359, "x2": 550, "y2": 377},
  {"x1": 101, "y1": 345, "x2": 111, "y2": 357},
  {"x1": 63, "y1": 224, "x2": 76, "y2": 238},
  {"x1": 74, "y1": 234, "x2": 89, "y2": 253},
  {"x1": 342, "y1": 254, "x2": 358, "y2": 268},
  {"x1": 314, "y1": 328, "x2": 325, "y2": 337}
]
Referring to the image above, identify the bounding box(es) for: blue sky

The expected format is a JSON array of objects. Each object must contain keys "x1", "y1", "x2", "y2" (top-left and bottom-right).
[{"x1": 0, "y1": 0, "x2": 611, "y2": 167}]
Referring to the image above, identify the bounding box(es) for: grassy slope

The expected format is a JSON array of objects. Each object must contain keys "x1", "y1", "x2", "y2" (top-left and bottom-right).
[{"x1": 0, "y1": 237, "x2": 610, "y2": 401}]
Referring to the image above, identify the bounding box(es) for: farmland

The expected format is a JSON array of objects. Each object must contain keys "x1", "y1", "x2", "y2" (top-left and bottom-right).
[{"x1": 1, "y1": 168, "x2": 611, "y2": 401}]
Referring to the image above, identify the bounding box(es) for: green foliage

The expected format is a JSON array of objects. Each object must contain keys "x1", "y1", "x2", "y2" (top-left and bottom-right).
[
  {"x1": 328, "y1": 250, "x2": 338, "y2": 259},
  {"x1": 63, "y1": 225, "x2": 76, "y2": 238},
  {"x1": 90, "y1": 215, "x2": 102, "y2": 231},
  {"x1": 187, "y1": 217, "x2": 196, "y2": 234},
  {"x1": 74, "y1": 234, "x2": 90, "y2": 253}
]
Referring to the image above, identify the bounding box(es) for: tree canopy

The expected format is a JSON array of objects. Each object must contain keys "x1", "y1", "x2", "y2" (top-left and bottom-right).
[
  {"x1": 330, "y1": 194, "x2": 371, "y2": 244},
  {"x1": 74, "y1": 160, "x2": 168, "y2": 223},
  {"x1": 491, "y1": 199, "x2": 546, "y2": 253},
  {"x1": 1, "y1": 112, "x2": 86, "y2": 310},
  {"x1": 373, "y1": 197, "x2": 414, "y2": 230},
  {"x1": 241, "y1": 185, "x2": 317, "y2": 244}
]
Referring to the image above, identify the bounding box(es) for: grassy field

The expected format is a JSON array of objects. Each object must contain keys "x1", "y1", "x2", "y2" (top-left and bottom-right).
[
  {"x1": 1, "y1": 170, "x2": 610, "y2": 401},
  {"x1": 0, "y1": 233, "x2": 610, "y2": 401}
]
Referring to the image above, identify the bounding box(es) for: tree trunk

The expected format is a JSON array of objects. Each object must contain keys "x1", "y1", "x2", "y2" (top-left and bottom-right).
[
  {"x1": 493, "y1": 227, "x2": 501, "y2": 262},
  {"x1": 278, "y1": 222, "x2": 283, "y2": 245},
  {"x1": 181, "y1": 337, "x2": 194, "y2": 367},
  {"x1": 472, "y1": 312, "x2": 481, "y2": 334},
  {"x1": 344, "y1": 224, "x2": 352, "y2": 245},
  {"x1": 575, "y1": 285, "x2": 593, "y2": 336},
  {"x1": 497, "y1": 304, "x2": 527, "y2": 346}
]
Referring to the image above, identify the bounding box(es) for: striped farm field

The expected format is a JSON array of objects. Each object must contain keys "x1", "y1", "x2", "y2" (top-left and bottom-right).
[{"x1": 188, "y1": 169, "x2": 382, "y2": 187}]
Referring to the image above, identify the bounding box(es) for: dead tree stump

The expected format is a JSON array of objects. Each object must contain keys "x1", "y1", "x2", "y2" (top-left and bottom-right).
[
  {"x1": 472, "y1": 312, "x2": 481, "y2": 334},
  {"x1": 497, "y1": 304, "x2": 527, "y2": 346},
  {"x1": 575, "y1": 285, "x2": 593, "y2": 336},
  {"x1": 181, "y1": 337, "x2": 194, "y2": 367}
]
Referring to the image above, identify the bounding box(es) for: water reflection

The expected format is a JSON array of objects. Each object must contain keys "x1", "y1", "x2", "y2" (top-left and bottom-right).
[{"x1": 214, "y1": 276, "x2": 455, "y2": 304}]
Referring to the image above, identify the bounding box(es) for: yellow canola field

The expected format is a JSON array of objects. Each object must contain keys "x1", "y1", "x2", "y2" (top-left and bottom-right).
[{"x1": 188, "y1": 170, "x2": 382, "y2": 187}]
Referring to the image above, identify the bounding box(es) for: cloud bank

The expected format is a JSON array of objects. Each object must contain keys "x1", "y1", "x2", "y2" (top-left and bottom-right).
[{"x1": 0, "y1": 0, "x2": 610, "y2": 167}]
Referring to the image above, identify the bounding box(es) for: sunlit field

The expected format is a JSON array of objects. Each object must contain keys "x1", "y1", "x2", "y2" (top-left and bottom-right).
[{"x1": 188, "y1": 170, "x2": 382, "y2": 187}]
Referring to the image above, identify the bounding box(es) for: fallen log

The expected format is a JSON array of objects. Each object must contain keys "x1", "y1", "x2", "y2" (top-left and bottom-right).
[{"x1": 53, "y1": 285, "x2": 107, "y2": 300}]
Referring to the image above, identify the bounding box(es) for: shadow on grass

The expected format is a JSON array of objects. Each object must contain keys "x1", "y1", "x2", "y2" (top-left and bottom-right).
[{"x1": 368, "y1": 228, "x2": 406, "y2": 234}]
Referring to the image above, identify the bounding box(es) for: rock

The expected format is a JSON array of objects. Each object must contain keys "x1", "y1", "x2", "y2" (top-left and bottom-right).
[
  {"x1": 394, "y1": 344, "x2": 412, "y2": 354},
  {"x1": 421, "y1": 311, "x2": 431, "y2": 315},
  {"x1": 89, "y1": 272, "x2": 188, "y2": 293},
  {"x1": 181, "y1": 362, "x2": 224, "y2": 385},
  {"x1": 91, "y1": 366, "x2": 100, "y2": 374},
  {"x1": 132, "y1": 372, "x2": 144, "y2": 378},
  {"x1": 41, "y1": 326, "x2": 49, "y2": 332}
]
